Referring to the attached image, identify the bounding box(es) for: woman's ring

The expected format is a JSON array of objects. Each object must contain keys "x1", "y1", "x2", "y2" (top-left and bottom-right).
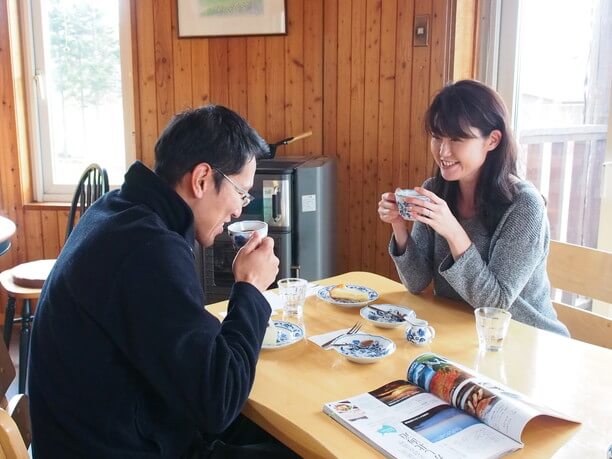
[{"x1": 426, "y1": 208, "x2": 431, "y2": 217}]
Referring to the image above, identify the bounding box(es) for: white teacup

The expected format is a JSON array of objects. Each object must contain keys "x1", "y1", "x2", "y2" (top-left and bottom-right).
[
  {"x1": 227, "y1": 220, "x2": 268, "y2": 249},
  {"x1": 405, "y1": 318, "x2": 436, "y2": 346},
  {"x1": 395, "y1": 189, "x2": 430, "y2": 221}
]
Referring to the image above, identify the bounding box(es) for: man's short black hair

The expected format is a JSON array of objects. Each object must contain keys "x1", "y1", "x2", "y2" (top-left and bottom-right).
[{"x1": 154, "y1": 105, "x2": 269, "y2": 188}]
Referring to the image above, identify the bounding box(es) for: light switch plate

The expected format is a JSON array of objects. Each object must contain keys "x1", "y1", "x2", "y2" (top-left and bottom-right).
[{"x1": 414, "y1": 14, "x2": 429, "y2": 47}]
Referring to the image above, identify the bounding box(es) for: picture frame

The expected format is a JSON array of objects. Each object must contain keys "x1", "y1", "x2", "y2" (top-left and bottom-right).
[{"x1": 177, "y1": 0, "x2": 287, "y2": 38}]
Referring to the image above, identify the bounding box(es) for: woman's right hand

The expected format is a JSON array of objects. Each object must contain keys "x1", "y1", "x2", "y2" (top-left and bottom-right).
[
  {"x1": 378, "y1": 192, "x2": 404, "y2": 225},
  {"x1": 378, "y1": 191, "x2": 410, "y2": 252}
]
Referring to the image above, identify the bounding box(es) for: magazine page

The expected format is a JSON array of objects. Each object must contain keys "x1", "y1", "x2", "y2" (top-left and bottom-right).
[
  {"x1": 324, "y1": 380, "x2": 522, "y2": 459},
  {"x1": 407, "y1": 353, "x2": 577, "y2": 442}
]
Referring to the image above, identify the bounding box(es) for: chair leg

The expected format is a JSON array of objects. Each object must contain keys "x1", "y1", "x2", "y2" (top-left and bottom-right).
[
  {"x1": 18, "y1": 299, "x2": 32, "y2": 394},
  {"x1": 3, "y1": 296, "x2": 16, "y2": 348}
]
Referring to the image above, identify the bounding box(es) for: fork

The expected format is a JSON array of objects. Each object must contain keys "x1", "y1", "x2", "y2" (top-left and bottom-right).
[{"x1": 321, "y1": 322, "x2": 362, "y2": 349}]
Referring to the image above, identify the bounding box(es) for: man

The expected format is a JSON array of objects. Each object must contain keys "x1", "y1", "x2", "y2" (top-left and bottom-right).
[{"x1": 29, "y1": 105, "x2": 296, "y2": 458}]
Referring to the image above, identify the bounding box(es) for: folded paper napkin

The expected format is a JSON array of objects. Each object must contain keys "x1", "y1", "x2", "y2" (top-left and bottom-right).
[
  {"x1": 307, "y1": 328, "x2": 351, "y2": 349},
  {"x1": 217, "y1": 283, "x2": 321, "y2": 318}
]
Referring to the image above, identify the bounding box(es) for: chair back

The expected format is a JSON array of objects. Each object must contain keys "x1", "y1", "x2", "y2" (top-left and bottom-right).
[
  {"x1": 0, "y1": 408, "x2": 29, "y2": 459},
  {"x1": 0, "y1": 342, "x2": 29, "y2": 457},
  {"x1": 65, "y1": 164, "x2": 109, "y2": 241},
  {"x1": 547, "y1": 240, "x2": 612, "y2": 348},
  {"x1": 0, "y1": 341, "x2": 16, "y2": 410},
  {"x1": 6, "y1": 395, "x2": 30, "y2": 450}
]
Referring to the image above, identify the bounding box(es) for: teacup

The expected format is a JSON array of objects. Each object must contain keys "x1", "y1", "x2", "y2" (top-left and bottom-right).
[
  {"x1": 227, "y1": 220, "x2": 268, "y2": 249},
  {"x1": 395, "y1": 189, "x2": 430, "y2": 221},
  {"x1": 405, "y1": 318, "x2": 436, "y2": 346}
]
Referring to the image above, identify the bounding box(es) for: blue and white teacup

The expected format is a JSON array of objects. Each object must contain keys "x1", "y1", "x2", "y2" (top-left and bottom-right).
[
  {"x1": 227, "y1": 220, "x2": 268, "y2": 249},
  {"x1": 395, "y1": 189, "x2": 430, "y2": 221},
  {"x1": 405, "y1": 318, "x2": 436, "y2": 346}
]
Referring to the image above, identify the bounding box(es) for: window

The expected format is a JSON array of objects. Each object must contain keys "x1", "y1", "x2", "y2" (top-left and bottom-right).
[
  {"x1": 21, "y1": 0, "x2": 135, "y2": 201},
  {"x1": 479, "y1": 0, "x2": 612, "y2": 316}
]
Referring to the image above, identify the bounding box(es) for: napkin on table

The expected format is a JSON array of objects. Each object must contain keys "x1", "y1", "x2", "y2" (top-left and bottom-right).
[
  {"x1": 216, "y1": 282, "x2": 321, "y2": 318},
  {"x1": 307, "y1": 328, "x2": 351, "y2": 350}
]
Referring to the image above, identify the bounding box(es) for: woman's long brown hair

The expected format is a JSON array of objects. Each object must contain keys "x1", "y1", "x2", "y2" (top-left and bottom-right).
[{"x1": 425, "y1": 79, "x2": 518, "y2": 234}]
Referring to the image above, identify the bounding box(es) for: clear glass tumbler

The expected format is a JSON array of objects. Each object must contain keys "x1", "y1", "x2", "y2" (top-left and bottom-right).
[
  {"x1": 474, "y1": 307, "x2": 512, "y2": 352},
  {"x1": 277, "y1": 278, "x2": 308, "y2": 317}
]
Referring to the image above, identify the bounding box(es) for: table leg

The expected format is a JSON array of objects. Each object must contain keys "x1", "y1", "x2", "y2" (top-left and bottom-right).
[
  {"x1": 18, "y1": 299, "x2": 31, "y2": 394},
  {"x1": 3, "y1": 296, "x2": 16, "y2": 348}
]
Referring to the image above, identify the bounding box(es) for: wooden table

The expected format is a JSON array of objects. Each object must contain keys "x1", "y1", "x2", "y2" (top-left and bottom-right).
[{"x1": 206, "y1": 272, "x2": 612, "y2": 458}]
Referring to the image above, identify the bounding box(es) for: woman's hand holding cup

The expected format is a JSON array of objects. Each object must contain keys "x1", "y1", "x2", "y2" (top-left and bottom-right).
[{"x1": 377, "y1": 191, "x2": 405, "y2": 225}]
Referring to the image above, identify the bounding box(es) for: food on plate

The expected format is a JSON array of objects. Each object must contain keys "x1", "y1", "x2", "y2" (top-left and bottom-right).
[
  {"x1": 329, "y1": 284, "x2": 369, "y2": 302},
  {"x1": 263, "y1": 321, "x2": 278, "y2": 346}
]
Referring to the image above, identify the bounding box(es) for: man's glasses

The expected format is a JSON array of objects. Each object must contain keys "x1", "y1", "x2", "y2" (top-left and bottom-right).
[{"x1": 213, "y1": 169, "x2": 254, "y2": 207}]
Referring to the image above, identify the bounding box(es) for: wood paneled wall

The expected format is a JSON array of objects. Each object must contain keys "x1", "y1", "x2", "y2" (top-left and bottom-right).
[{"x1": 2, "y1": 0, "x2": 476, "y2": 286}]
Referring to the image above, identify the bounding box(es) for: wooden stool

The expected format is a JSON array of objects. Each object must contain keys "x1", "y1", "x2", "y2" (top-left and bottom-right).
[{"x1": 0, "y1": 260, "x2": 55, "y2": 393}]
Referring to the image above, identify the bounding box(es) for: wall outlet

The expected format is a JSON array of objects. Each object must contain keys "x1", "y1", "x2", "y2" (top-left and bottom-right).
[{"x1": 414, "y1": 15, "x2": 429, "y2": 47}]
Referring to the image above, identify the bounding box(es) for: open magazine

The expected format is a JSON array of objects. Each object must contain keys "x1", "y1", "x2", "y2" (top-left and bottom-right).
[{"x1": 323, "y1": 353, "x2": 577, "y2": 459}]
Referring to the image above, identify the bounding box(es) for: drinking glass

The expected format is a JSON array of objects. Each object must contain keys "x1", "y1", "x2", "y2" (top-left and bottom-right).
[
  {"x1": 277, "y1": 278, "x2": 308, "y2": 317},
  {"x1": 474, "y1": 307, "x2": 511, "y2": 351}
]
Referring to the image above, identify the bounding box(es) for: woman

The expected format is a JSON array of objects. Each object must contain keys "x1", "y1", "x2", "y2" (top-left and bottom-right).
[{"x1": 378, "y1": 80, "x2": 568, "y2": 336}]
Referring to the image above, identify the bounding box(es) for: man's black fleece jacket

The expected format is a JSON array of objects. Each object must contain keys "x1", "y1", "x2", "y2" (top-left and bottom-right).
[{"x1": 29, "y1": 161, "x2": 271, "y2": 458}]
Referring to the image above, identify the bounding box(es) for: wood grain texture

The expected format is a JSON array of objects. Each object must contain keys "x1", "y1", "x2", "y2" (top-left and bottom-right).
[
  {"x1": 246, "y1": 37, "x2": 267, "y2": 135},
  {"x1": 228, "y1": 38, "x2": 248, "y2": 117},
  {"x1": 361, "y1": 0, "x2": 382, "y2": 272},
  {"x1": 303, "y1": 0, "x2": 323, "y2": 155},
  {"x1": 170, "y1": 0, "x2": 192, "y2": 112},
  {"x1": 336, "y1": 0, "x2": 352, "y2": 273},
  {"x1": 348, "y1": 0, "x2": 366, "y2": 270},
  {"x1": 284, "y1": 0, "x2": 304, "y2": 156},
  {"x1": 2, "y1": 0, "x2": 472, "y2": 283},
  {"x1": 375, "y1": 0, "x2": 398, "y2": 278}
]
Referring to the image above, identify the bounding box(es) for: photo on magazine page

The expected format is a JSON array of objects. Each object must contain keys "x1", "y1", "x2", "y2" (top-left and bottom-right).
[
  {"x1": 407, "y1": 352, "x2": 578, "y2": 441},
  {"x1": 402, "y1": 404, "x2": 481, "y2": 443},
  {"x1": 326, "y1": 400, "x2": 368, "y2": 422},
  {"x1": 407, "y1": 353, "x2": 472, "y2": 403},
  {"x1": 368, "y1": 380, "x2": 424, "y2": 406}
]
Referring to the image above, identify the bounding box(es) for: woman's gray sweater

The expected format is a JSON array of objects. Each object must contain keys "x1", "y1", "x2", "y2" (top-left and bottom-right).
[{"x1": 390, "y1": 180, "x2": 569, "y2": 336}]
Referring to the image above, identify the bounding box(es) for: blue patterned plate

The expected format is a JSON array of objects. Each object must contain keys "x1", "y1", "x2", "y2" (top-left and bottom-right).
[
  {"x1": 261, "y1": 321, "x2": 304, "y2": 350},
  {"x1": 316, "y1": 284, "x2": 379, "y2": 308},
  {"x1": 360, "y1": 304, "x2": 416, "y2": 329},
  {"x1": 332, "y1": 333, "x2": 396, "y2": 364}
]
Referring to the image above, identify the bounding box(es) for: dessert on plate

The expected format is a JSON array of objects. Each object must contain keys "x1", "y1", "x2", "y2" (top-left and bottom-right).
[
  {"x1": 329, "y1": 283, "x2": 369, "y2": 302},
  {"x1": 263, "y1": 320, "x2": 278, "y2": 346}
]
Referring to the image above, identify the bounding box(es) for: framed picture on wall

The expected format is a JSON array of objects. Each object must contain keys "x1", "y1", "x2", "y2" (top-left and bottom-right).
[{"x1": 177, "y1": 0, "x2": 287, "y2": 38}]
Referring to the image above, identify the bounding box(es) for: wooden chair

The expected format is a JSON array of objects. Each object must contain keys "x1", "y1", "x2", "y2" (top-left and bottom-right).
[
  {"x1": 1, "y1": 164, "x2": 109, "y2": 393},
  {"x1": 65, "y1": 164, "x2": 109, "y2": 241},
  {"x1": 6, "y1": 395, "x2": 30, "y2": 450},
  {"x1": 0, "y1": 339, "x2": 16, "y2": 410},
  {"x1": 547, "y1": 240, "x2": 612, "y2": 349},
  {"x1": 0, "y1": 341, "x2": 30, "y2": 457},
  {"x1": 0, "y1": 409, "x2": 29, "y2": 459}
]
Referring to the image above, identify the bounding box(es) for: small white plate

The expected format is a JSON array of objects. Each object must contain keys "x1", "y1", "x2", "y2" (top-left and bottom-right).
[
  {"x1": 316, "y1": 284, "x2": 379, "y2": 308},
  {"x1": 261, "y1": 321, "x2": 304, "y2": 350},
  {"x1": 360, "y1": 304, "x2": 416, "y2": 329},
  {"x1": 332, "y1": 333, "x2": 396, "y2": 364}
]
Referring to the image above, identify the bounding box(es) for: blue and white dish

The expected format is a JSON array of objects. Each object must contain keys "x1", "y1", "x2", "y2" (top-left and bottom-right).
[
  {"x1": 332, "y1": 333, "x2": 395, "y2": 364},
  {"x1": 262, "y1": 321, "x2": 304, "y2": 350},
  {"x1": 316, "y1": 284, "x2": 379, "y2": 308},
  {"x1": 360, "y1": 304, "x2": 416, "y2": 329}
]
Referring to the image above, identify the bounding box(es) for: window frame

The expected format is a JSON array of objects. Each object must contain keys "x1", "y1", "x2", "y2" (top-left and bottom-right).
[
  {"x1": 478, "y1": 0, "x2": 612, "y2": 318},
  {"x1": 20, "y1": 0, "x2": 136, "y2": 202}
]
